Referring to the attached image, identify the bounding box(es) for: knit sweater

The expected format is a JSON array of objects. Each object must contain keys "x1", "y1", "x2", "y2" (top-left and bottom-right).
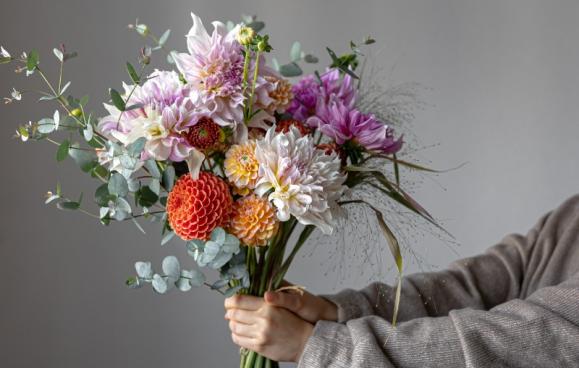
[{"x1": 298, "y1": 194, "x2": 579, "y2": 367}]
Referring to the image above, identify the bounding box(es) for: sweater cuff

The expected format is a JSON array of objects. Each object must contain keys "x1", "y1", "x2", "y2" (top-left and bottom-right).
[
  {"x1": 297, "y1": 320, "x2": 353, "y2": 368},
  {"x1": 321, "y1": 288, "x2": 375, "y2": 323}
]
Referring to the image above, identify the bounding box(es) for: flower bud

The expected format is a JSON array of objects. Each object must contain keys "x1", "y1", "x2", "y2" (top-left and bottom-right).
[
  {"x1": 70, "y1": 108, "x2": 82, "y2": 118},
  {"x1": 236, "y1": 26, "x2": 255, "y2": 46},
  {"x1": 257, "y1": 40, "x2": 267, "y2": 52}
]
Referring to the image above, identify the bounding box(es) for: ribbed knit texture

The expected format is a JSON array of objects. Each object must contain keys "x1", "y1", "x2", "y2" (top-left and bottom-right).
[{"x1": 298, "y1": 194, "x2": 579, "y2": 367}]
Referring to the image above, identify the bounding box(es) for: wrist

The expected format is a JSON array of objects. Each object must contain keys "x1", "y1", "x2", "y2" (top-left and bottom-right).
[
  {"x1": 295, "y1": 321, "x2": 314, "y2": 363},
  {"x1": 319, "y1": 298, "x2": 338, "y2": 322}
]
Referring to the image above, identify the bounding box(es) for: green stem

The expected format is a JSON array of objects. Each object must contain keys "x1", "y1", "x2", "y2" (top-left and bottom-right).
[
  {"x1": 57, "y1": 59, "x2": 64, "y2": 93},
  {"x1": 254, "y1": 355, "x2": 265, "y2": 368},
  {"x1": 272, "y1": 225, "x2": 315, "y2": 289},
  {"x1": 244, "y1": 351, "x2": 257, "y2": 368},
  {"x1": 248, "y1": 50, "x2": 261, "y2": 118}
]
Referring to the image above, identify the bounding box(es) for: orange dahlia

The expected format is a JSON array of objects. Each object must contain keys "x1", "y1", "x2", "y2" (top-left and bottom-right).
[
  {"x1": 229, "y1": 195, "x2": 279, "y2": 246},
  {"x1": 264, "y1": 76, "x2": 293, "y2": 114},
  {"x1": 166, "y1": 172, "x2": 233, "y2": 240},
  {"x1": 224, "y1": 141, "x2": 259, "y2": 196}
]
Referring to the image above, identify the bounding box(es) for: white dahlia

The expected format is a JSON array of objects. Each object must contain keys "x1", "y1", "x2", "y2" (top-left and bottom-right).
[{"x1": 254, "y1": 127, "x2": 347, "y2": 234}]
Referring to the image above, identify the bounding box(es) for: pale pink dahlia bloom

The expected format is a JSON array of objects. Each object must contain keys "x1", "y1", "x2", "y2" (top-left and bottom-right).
[
  {"x1": 173, "y1": 13, "x2": 276, "y2": 127},
  {"x1": 254, "y1": 126, "x2": 347, "y2": 234},
  {"x1": 98, "y1": 70, "x2": 207, "y2": 178}
]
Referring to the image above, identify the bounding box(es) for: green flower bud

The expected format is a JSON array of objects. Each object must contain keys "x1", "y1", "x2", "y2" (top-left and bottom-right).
[
  {"x1": 236, "y1": 26, "x2": 255, "y2": 46},
  {"x1": 70, "y1": 108, "x2": 82, "y2": 118}
]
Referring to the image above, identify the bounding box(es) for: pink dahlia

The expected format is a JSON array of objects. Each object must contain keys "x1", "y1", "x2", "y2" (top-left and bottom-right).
[
  {"x1": 287, "y1": 68, "x2": 356, "y2": 121},
  {"x1": 306, "y1": 100, "x2": 403, "y2": 154},
  {"x1": 98, "y1": 70, "x2": 200, "y2": 163},
  {"x1": 173, "y1": 13, "x2": 275, "y2": 126}
]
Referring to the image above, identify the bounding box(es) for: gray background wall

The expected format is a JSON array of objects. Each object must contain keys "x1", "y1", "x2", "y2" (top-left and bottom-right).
[{"x1": 1, "y1": 0, "x2": 579, "y2": 367}]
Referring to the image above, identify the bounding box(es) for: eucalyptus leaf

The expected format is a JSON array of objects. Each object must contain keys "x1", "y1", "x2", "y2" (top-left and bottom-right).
[
  {"x1": 53, "y1": 110, "x2": 60, "y2": 130},
  {"x1": 83, "y1": 124, "x2": 94, "y2": 142},
  {"x1": 144, "y1": 159, "x2": 161, "y2": 178},
  {"x1": 95, "y1": 184, "x2": 114, "y2": 206},
  {"x1": 176, "y1": 278, "x2": 192, "y2": 292},
  {"x1": 182, "y1": 269, "x2": 205, "y2": 287},
  {"x1": 161, "y1": 231, "x2": 175, "y2": 246},
  {"x1": 136, "y1": 186, "x2": 158, "y2": 207},
  {"x1": 149, "y1": 179, "x2": 160, "y2": 195},
  {"x1": 162, "y1": 165, "x2": 175, "y2": 191},
  {"x1": 126, "y1": 62, "x2": 140, "y2": 84},
  {"x1": 247, "y1": 21, "x2": 264, "y2": 33},
  {"x1": 60, "y1": 81, "x2": 71, "y2": 95},
  {"x1": 80, "y1": 95, "x2": 90, "y2": 106},
  {"x1": 57, "y1": 201, "x2": 80, "y2": 210},
  {"x1": 37, "y1": 118, "x2": 55, "y2": 134},
  {"x1": 279, "y1": 62, "x2": 302, "y2": 77},
  {"x1": 159, "y1": 29, "x2": 171, "y2": 45},
  {"x1": 125, "y1": 276, "x2": 141, "y2": 289},
  {"x1": 162, "y1": 256, "x2": 180, "y2": 280},
  {"x1": 39, "y1": 95, "x2": 58, "y2": 102},
  {"x1": 304, "y1": 54, "x2": 319, "y2": 63},
  {"x1": 224, "y1": 285, "x2": 243, "y2": 297},
  {"x1": 135, "y1": 261, "x2": 153, "y2": 279},
  {"x1": 56, "y1": 140, "x2": 70, "y2": 162},
  {"x1": 26, "y1": 50, "x2": 39, "y2": 71},
  {"x1": 127, "y1": 137, "x2": 146, "y2": 157},
  {"x1": 290, "y1": 41, "x2": 301, "y2": 62},
  {"x1": 68, "y1": 145, "x2": 97, "y2": 172},
  {"x1": 109, "y1": 88, "x2": 125, "y2": 111},
  {"x1": 152, "y1": 274, "x2": 168, "y2": 294},
  {"x1": 108, "y1": 172, "x2": 129, "y2": 197},
  {"x1": 131, "y1": 218, "x2": 146, "y2": 234}
]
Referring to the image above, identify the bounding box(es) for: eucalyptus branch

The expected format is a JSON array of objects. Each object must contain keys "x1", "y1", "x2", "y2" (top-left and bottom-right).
[{"x1": 116, "y1": 63, "x2": 148, "y2": 130}]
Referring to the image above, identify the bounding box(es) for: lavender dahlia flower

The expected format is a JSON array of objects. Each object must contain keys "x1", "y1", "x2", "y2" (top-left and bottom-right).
[
  {"x1": 287, "y1": 68, "x2": 356, "y2": 121},
  {"x1": 307, "y1": 100, "x2": 403, "y2": 154},
  {"x1": 98, "y1": 70, "x2": 199, "y2": 162},
  {"x1": 98, "y1": 70, "x2": 208, "y2": 178},
  {"x1": 173, "y1": 13, "x2": 275, "y2": 127}
]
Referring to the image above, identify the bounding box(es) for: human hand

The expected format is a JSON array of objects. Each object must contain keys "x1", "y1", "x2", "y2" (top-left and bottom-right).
[
  {"x1": 263, "y1": 284, "x2": 338, "y2": 324},
  {"x1": 224, "y1": 294, "x2": 314, "y2": 362}
]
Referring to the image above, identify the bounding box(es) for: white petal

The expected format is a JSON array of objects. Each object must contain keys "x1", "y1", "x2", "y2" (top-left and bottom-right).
[
  {"x1": 187, "y1": 13, "x2": 211, "y2": 55},
  {"x1": 185, "y1": 148, "x2": 205, "y2": 180}
]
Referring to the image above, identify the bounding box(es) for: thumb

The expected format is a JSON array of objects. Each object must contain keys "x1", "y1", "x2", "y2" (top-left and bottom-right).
[{"x1": 264, "y1": 291, "x2": 303, "y2": 313}]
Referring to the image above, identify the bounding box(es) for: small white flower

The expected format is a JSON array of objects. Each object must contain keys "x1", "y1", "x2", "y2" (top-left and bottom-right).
[
  {"x1": 0, "y1": 46, "x2": 10, "y2": 58},
  {"x1": 11, "y1": 88, "x2": 21, "y2": 101}
]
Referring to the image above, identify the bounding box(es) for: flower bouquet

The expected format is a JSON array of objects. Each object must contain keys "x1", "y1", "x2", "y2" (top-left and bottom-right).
[{"x1": 3, "y1": 12, "x2": 443, "y2": 367}]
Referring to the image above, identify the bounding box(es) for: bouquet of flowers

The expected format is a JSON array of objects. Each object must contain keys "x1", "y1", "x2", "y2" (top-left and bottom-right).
[{"x1": 3, "y1": 12, "x2": 442, "y2": 367}]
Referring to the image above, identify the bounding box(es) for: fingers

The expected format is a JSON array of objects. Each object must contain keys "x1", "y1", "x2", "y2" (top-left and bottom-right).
[
  {"x1": 265, "y1": 291, "x2": 302, "y2": 313},
  {"x1": 231, "y1": 333, "x2": 261, "y2": 352},
  {"x1": 228, "y1": 320, "x2": 256, "y2": 338},
  {"x1": 225, "y1": 308, "x2": 261, "y2": 325},
  {"x1": 224, "y1": 294, "x2": 264, "y2": 311}
]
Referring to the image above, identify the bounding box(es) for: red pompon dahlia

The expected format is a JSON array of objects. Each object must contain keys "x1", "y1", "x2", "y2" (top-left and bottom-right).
[
  {"x1": 275, "y1": 119, "x2": 311, "y2": 136},
  {"x1": 166, "y1": 172, "x2": 233, "y2": 240},
  {"x1": 185, "y1": 116, "x2": 221, "y2": 150}
]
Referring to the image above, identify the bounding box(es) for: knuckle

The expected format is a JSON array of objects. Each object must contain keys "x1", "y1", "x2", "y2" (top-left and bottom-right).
[{"x1": 228, "y1": 320, "x2": 236, "y2": 333}]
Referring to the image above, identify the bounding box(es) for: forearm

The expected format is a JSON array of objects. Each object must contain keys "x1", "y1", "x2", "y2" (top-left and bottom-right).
[
  {"x1": 301, "y1": 273, "x2": 579, "y2": 368},
  {"x1": 324, "y1": 214, "x2": 547, "y2": 322}
]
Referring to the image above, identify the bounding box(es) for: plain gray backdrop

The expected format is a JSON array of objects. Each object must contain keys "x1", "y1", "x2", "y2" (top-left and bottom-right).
[{"x1": 1, "y1": 0, "x2": 579, "y2": 367}]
